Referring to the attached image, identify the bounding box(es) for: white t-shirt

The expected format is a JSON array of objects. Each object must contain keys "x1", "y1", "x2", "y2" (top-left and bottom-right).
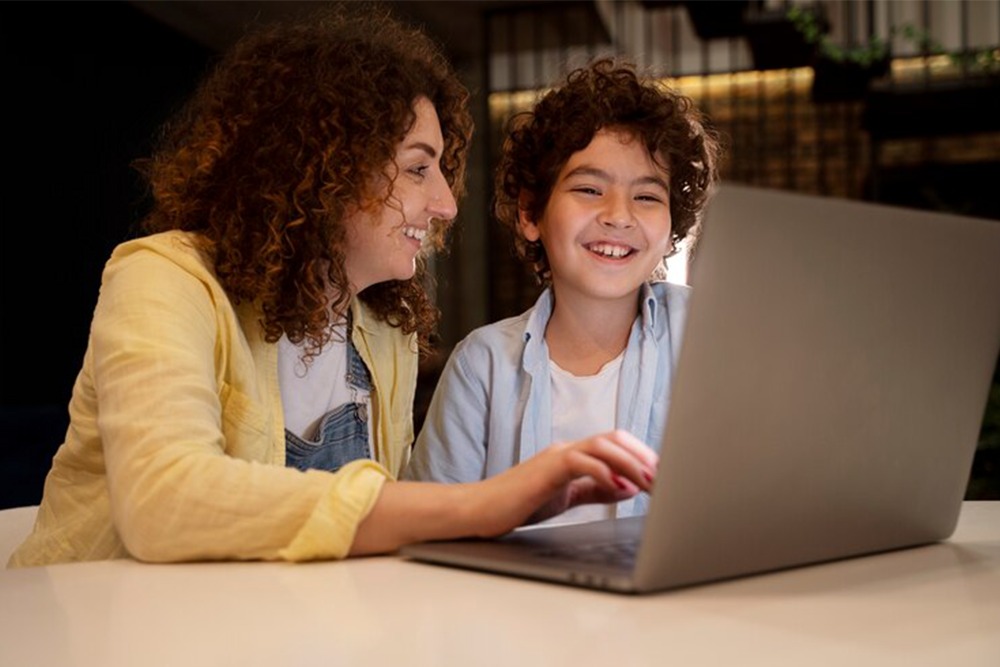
[
  {"x1": 277, "y1": 328, "x2": 371, "y2": 441},
  {"x1": 541, "y1": 351, "x2": 625, "y2": 526}
]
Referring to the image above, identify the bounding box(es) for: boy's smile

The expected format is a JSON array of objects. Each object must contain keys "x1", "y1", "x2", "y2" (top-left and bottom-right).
[
  {"x1": 519, "y1": 128, "x2": 673, "y2": 308},
  {"x1": 585, "y1": 241, "x2": 637, "y2": 258}
]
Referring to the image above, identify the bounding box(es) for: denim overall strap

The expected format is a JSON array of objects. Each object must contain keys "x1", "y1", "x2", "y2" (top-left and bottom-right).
[{"x1": 285, "y1": 320, "x2": 374, "y2": 473}]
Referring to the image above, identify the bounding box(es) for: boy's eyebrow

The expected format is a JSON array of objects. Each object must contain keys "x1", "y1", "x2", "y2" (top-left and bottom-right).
[{"x1": 564, "y1": 166, "x2": 669, "y2": 191}]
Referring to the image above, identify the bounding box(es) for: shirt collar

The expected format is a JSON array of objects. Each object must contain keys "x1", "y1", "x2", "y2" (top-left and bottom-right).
[
  {"x1": 639, "y1": 281, "x2": 660, "y2": 334},
  {"x1": 349, "y1": 297, "x2": 375, "y2": 335},
  {"x1": 521, "y1": 283, "x2": 661, "y2": 368},
  {"x1": 521, "y1": 288, "x2": 554, "y2": 372}
]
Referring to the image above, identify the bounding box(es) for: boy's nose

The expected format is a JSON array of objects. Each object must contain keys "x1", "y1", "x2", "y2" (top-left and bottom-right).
[{"x1": 599, "y1": 193, "x2": 636, "y2": 228}]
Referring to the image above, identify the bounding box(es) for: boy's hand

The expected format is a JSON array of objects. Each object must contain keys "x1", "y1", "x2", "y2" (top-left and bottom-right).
[{"x1": 472, "y1": 429, "x2": 658, "y2": 536}]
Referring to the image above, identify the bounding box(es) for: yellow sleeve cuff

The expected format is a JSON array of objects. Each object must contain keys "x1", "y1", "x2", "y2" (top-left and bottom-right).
[{"x1": 278, "y1": 460, "x2": 390, "y2": 561}]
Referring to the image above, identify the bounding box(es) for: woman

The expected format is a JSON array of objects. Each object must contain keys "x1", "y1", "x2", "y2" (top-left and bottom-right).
[{"x1": 9, "y1": 6, "x2": 655, "y2": 568}]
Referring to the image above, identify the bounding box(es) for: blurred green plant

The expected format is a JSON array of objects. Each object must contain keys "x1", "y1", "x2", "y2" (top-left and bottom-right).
[
  {"x1": 787, "y1": 5, "x2": 888, "y2": 66},
  {"x1": 787, "y1": 5, "x2": 1000, "y2": 72}
]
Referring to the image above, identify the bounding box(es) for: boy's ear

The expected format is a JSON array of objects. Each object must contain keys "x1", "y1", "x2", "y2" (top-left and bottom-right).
[{"x1": 517, "y1": 191, "x2": 541, "y2": 242}]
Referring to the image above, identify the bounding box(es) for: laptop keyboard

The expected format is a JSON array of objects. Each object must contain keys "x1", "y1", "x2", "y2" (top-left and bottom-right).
[{"x1": 533, "y1": 540, "x2": 639, "y2": 568}]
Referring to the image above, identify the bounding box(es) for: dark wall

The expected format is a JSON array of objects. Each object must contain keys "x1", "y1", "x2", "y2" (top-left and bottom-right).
[{"x1": 0, "y1": 1, "x2": 212, "y2": 508}]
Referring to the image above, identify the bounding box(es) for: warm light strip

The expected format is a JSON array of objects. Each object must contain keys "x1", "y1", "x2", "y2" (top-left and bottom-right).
[{"x1": 489, "y1": 56, "x2": 963, "y2": 113}]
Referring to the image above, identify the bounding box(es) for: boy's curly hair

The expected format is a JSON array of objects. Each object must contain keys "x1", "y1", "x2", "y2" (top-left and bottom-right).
[
  {"x1": 494, "y1": 58, "x2": 721, "y2": 284},
  {"x1": 137, "y1": 5, "x2": 472, "y2": 356}
]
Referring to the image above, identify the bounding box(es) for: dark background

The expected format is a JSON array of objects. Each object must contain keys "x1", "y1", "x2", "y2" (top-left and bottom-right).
[{"x1": 1, "y1": 2, "x2": 213, "y2": 506}]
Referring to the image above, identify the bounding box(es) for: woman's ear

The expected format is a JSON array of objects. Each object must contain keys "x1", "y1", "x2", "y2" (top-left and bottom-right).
[{"x1": 517, "y1": 191, "x2": 541, "y2": 242}]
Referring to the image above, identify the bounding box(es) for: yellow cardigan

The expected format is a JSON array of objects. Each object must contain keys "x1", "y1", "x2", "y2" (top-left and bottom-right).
[{"x1": 9, "y1": 231, "x2": 417, "y2": 567}]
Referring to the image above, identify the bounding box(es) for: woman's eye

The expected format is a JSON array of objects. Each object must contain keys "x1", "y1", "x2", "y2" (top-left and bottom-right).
[{"x1": 409, "y1": 165, "x2": 429, "y2": 179}]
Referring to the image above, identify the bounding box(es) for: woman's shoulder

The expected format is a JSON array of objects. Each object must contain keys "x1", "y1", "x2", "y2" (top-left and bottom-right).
[
  {"x1": 99, "y1": 231, "x2": 233, "y2": 315},
  {"x1": 107, "y1": 231, "x2": 213, "y2": 278}
]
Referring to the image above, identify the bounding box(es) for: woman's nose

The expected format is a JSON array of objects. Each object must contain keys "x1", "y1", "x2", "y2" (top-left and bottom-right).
[{"x1": 429, "y1": 173, "x2": 458, "y2": 221}]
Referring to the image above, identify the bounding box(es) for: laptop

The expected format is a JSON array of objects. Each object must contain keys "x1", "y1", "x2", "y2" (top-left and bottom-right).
[{"x1": 401, "y1": 183, "x2": 1000, "y2": 594}]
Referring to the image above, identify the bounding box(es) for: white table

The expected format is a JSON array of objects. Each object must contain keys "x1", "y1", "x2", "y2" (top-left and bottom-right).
[{"x1": 2, "y1": 502, "x2": 998, "y2": 666}]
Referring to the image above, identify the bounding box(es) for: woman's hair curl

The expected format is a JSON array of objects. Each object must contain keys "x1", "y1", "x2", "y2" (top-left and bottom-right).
[{"x1": 138, "y1": 5, "x2": 472, "y2": 356}]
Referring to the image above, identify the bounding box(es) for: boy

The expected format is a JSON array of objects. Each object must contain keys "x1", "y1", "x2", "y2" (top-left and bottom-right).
[{"x1": 404, "y1": 58, "x2": 721, "y2": 524}]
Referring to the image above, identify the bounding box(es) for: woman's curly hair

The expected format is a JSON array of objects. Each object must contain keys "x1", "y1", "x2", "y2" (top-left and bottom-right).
[
  {"x1": 138, "y1": 5, "x2": 472, "y2": 356},
  {"x1": 494, "y1": 57, "x2": 721, "y2": 284}
]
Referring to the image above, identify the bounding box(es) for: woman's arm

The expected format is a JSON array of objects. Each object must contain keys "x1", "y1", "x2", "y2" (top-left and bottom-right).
[
  {"x1": 350, "y1": 429, "x2": 656, "y2": 555},
  {"x1": 96, "y1": 243, "x2": 381, "y2": 563}
]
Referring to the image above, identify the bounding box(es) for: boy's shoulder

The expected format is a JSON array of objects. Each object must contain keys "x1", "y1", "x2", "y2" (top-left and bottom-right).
[
  {"x1": 445, "y1": 302, "x2": 546, "y2": 374},
  {"x1": 458, "y1": 309, "x2": 533, "y2": 353}
]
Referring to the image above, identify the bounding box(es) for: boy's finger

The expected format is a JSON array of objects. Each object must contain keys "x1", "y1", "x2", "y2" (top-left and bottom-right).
[
  {"x1": 578, "y1": 437, "x2": 655, "y2": 492},
  {"x1": 606, "y1": 429, "x2": 660, "y2": 468}
]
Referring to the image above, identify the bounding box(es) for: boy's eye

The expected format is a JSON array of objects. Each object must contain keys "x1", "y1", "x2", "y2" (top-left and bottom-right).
[
  {"x1": 572, "y1": 186, "x2": 601, "y2": 196},
  {"x1": 636, "y1": 193, "x2": 666, "y2": 203}
]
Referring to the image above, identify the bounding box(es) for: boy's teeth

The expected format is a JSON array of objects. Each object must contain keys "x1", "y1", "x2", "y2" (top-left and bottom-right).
[
  {"x1": 403, "y1": 226, "x2": 427, "y2": 241},
  {"x1": 590, "y1": 243, "x2": 630, "y2": 258}
]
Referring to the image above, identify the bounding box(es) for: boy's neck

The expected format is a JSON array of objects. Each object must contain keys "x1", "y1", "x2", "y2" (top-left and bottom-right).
[{"x1": 544, "y1": 289, "x2": 641, "y2": 376}]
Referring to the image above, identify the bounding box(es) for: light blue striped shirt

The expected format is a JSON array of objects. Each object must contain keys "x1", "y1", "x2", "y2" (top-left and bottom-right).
[{"x1": 403, "y1": 281, "x2": 690, "y2": 517}]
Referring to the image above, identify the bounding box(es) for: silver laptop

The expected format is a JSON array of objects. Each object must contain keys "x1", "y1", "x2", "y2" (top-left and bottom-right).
[{"x1": 401, "y1": 183, "x2": 1000, "y2": 594}]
